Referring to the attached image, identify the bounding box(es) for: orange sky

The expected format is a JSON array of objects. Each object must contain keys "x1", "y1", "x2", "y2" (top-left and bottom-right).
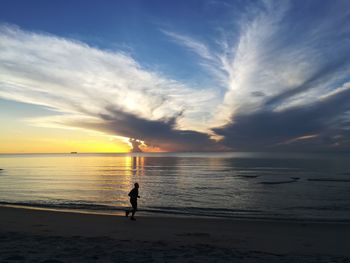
[{"x1": 0, "y1": 122, "x2": 132, "y2": 154}]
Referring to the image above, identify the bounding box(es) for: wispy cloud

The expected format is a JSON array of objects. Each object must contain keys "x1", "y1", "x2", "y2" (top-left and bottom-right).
[
  {"x1": 161, "y1": 30, "x2": 214, "y2": 61},
  {"x1": 161, "y1": 29, "x2": 229, "y2": 89},
  {"x1": 1, "y1": 0, "x2": 350, "y2": 152},
  {"x1": 0, "y1": 24, "x2": 222, "y2": 151},
  {"x1": 163, "y1": 0, "x2": 350, "y2": 150},
  {"x1": 214, "y1": 82, "x2": 350, "y2": 151}
]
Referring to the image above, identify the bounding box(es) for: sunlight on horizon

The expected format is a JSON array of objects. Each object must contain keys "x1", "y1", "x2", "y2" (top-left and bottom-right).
[{"x1": 0, "y1": 132, "x2": 132, "y2": 154}]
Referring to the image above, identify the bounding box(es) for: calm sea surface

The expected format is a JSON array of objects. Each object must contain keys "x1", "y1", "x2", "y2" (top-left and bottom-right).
[{"x1": 0, "y1": 152, "x2": 350, "y2": 221}]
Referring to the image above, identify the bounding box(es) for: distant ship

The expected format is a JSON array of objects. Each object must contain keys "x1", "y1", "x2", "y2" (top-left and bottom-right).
[{"x1": 70, "y1": 152, "x2": 78, "y2": 154}]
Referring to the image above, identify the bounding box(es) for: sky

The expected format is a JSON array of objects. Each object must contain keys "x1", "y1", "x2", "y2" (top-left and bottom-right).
[{"x1": 0, "y1": 0, "x2": 350, "y2": 153}]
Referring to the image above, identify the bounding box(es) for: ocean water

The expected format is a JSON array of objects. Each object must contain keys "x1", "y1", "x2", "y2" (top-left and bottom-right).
[{"x1": 0, "y1": 152, "x2": 350, "y2": 221}]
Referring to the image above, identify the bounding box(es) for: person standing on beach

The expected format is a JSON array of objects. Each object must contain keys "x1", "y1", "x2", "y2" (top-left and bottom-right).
[{"x1": 126, "y1": 183, "x2": 140, "y2": 220}]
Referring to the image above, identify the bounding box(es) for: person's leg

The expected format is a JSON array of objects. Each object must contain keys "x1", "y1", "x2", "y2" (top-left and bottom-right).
[
  {"x1": 131, "y1": 201, "x2": 137, "y2": 220},
  {"x1": 126, "y1": 200, "x2": 132, "y2": 217}
]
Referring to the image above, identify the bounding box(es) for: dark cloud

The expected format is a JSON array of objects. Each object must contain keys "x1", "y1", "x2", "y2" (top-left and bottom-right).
[
  {"x1": 211, "y1": 0, "x2": 350, "y2": 152},
  {"x1": 264, "y1": 59, "x2": 350, "y2": 110},
  {"x1": 129, "y1": 138, "x2": 142, "y2": 152},
  {"x1": 56, "y1": 85, "x2": 350, "y2": 152},
  {"x1": 251, "y1": 91, "x2": 266, "y2": 97},
  {"x1": 214, "y1": 87, "x2": 350, "y2": 152},
  {"x1": 65, "y1": 107, "x2": 225, "y2": 152}
]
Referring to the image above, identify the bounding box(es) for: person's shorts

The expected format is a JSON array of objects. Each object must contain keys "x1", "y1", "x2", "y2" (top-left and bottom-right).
[{"x1": 130, "y1": 200, "x2": 137, "y2": 210}]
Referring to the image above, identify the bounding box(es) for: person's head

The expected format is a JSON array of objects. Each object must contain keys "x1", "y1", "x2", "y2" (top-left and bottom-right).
[{"x1": 134, "y1": 182, "x2": 139, "y2": 189}]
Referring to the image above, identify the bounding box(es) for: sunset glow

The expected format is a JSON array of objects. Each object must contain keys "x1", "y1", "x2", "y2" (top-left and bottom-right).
[{"x1": 1, "y1": 0, "x2": 349, "y2": 153}]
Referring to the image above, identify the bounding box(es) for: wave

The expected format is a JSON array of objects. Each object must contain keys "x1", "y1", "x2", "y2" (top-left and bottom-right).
[
  {"x1": 237, "y1": 175, "x2": 260, "y2": 178},
  {"x1": 1, "y1": 201, "x2": 350, "y2": 223},
  {"x1": 0, "y1": 201, "x2": 118, "y2": 211},
  {"x1": 0, "y1": 200, "x2": 261, "y2": 214},
  {"x1": 307, "y1": 178, "x2": 350, "y2": 182},
  {"x1": 259, "y1": 177, "x2": 300, "y2": 184},
  {"x1": 284, "y1": 204, "x2": 350, "y2": 211},
  {"x1": 0, "y1": 200, "x2": 275, "y2": 220}
]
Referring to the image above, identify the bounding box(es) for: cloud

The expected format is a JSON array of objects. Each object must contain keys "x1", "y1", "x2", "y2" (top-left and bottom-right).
[
  {"x1": 31, "y1": 107, "x2": 222, "y2": 151},
  {"x1": 1, "y1": 0, "x2": 350, "y2": 152},
  {"x1": 214, "y1": 83, "x2": 350, "y2": 151},
  {"x1": 161, "y1": 30, "x2": 215, "y2": 62},
  {"x1": 0, "y1": 24, "x2": 222, "y2": 151},
  {"x1": 161, "y1": 29, "x2": 228, "y2": 88},
  {"x1": 0, "y1": 25, "x2": 218, "y2": 123},
  {"x1": 163, "y1": 1, "x2": 350, "y2": 151}
]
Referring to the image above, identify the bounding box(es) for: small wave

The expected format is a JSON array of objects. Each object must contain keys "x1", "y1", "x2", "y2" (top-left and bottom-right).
[
  {"x1": 0, "y1": 201, "x2": 120, "y2": 211},
  {"x1": 0, "y1": 201, "x2": 263, "y2": 218},
  {"x1": 259, "y1": 178, "x2": 299, "y2": 185},
  {"x1": 2, "y1": 201, "x2": 350, "y2": 223},
  {"x1": 194, "y1": 186, "x2": 225, "y2": 190},
  {"x1": 235, "y1": 167, "x2": 302, "y2": 171},
  {"x1": 307, "y1": 178, "x2": 350, "y2": 182},
  {"x1": 284, "y1": 204, "x2": 350, "y2": 211},
  {"x1": 142, "y1": 206, "x2": 264, "y2": 218},
  {"x1": 148, "y1": 206, "x2": 262, "y2": 213},
  {"x1": 236, "y1": 175, "x2": 259, "y2": 178}
]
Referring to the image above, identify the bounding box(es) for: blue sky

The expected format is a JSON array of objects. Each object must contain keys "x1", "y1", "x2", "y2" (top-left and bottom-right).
[
  {"x1": 0, "y1": 0, "x2": 232, "y2": 85},
  {"x1": 0, "y1": 0, "x2": 350, "y2": 152}
]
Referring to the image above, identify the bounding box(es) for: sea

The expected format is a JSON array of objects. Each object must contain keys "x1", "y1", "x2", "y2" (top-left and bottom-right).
[{"x1": 0, "y1": 152, "x2": 350, "y2": 222}]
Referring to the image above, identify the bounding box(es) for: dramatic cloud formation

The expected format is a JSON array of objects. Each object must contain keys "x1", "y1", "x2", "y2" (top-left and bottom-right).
[
  {"x1": 1, "y1": 0, "x2": 350, "y2": 152},
  {"x1": 0, "y1": 25, "x2": 221, "y2": 151},
  {"x1": 213, "y1": 1, "x2": 350, "y2": 151},
  {"x1": 214, "y1": 82, "x2": 350, "y2": 151},
  {"x1": 164, "y1": 1, "x2": 350, "y2": 151}
]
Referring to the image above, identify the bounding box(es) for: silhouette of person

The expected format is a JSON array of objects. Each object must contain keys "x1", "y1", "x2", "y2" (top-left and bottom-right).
[{"x1": 126, "y1": 183, "x2": 140, "y2": 220}]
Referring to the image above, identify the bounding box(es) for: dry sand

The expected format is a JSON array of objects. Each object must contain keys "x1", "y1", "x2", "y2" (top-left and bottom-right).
[{"x1": 0, "y1": 206, "x2": 349, "y2": 262}]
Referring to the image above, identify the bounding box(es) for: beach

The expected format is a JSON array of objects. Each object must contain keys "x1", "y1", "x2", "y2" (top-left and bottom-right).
[{"x1": 1, "y1": 206, "x2": 349, "y2": 262}]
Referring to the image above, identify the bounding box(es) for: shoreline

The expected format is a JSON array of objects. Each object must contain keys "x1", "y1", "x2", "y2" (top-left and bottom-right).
[
  {"x1": 1, "y1": 203, "x2": 350, "y2": 224},
  {"x1": 1, "y1": 206, "x2": 350, "y2": 262}
]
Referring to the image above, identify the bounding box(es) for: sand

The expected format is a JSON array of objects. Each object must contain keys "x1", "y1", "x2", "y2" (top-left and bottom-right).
[{"x1": 0, "y1": 206, "x2": 349, "y2": 262}]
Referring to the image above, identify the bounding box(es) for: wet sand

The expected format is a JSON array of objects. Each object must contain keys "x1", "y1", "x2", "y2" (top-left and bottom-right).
[{"x1": 0, "y1": 206, "x2": 349, "y2": 262}]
